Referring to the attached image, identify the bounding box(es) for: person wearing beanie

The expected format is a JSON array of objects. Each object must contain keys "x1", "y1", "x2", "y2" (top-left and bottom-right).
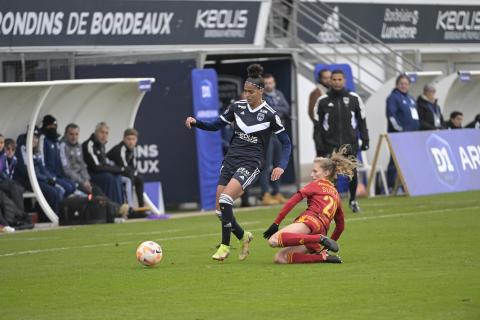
[{"x1": 39, "y1": 114, "x2": 77, "y2": 197}]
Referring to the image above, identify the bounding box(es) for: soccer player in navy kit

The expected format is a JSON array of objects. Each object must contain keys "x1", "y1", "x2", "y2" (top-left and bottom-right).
[{"x1": 185, "y1": 64, "x2": 292, "y2": 261}]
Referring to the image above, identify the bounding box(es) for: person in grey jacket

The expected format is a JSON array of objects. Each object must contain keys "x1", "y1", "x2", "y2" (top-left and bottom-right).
[{"x1": 59, "y1": 123, "x2": 95, "y2": 195}]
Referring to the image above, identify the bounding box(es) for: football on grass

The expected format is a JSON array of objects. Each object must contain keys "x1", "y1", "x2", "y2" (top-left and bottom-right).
[{"x1": 136, "y1": 241, "x2": 163, "y2": 266}]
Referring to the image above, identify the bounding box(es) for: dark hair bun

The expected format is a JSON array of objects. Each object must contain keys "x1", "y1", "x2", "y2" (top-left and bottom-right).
[{"x1": 247, "y1": 64, "x2": 263, "y2": 78}]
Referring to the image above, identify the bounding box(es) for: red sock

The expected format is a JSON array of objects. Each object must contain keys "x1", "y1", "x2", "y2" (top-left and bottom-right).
[
  {"x1": 278, "y1": 232, "x2": 321, "y2": 247},
  {"x1": 287, "y1": 252, "x2": 327, "y2": 264}
]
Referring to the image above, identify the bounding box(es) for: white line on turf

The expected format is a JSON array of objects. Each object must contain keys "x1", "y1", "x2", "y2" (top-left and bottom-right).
[{"x1": 0, "y1": 205, "x2": 478, "y2": 258}]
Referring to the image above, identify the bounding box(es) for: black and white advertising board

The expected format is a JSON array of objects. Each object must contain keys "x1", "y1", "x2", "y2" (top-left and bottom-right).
[
  {"x1": 0, "y1": 0, "x2": 264, "y2": 48},
  {"x1": 299, "y1": 1, "x2": 480, "y2": 44}
]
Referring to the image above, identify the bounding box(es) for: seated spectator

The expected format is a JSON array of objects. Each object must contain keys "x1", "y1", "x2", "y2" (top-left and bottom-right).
[
  {"x1": 417, "y1": 84, "x2": 445, "y2": 130},
  {"x1": 465, "y1": 114, "x2": 480, "y2": 129},
  {"x1": 107, "y1": 128, "x2": 148, "y2": 211},
  {"x1": 82, "y1": 122, "x2": 124, "y2": 204},
  {"x1": 0, "y1": 138, "x2": 26, "y2": 214},
  {"x1": 60, "y1": 123, "x2": 98, "y2": 195},
  {"x1": 15, "y1": 128, "x2": 63, "y2": 215},
  {"x1": 445, "y1": 111, "x2": 463, "y2": 129},
  {"x1": 39, "y1": 115, "x2": 77, "y2": 196}
]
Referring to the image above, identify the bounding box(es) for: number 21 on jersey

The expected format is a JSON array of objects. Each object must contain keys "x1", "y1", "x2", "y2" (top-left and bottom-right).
[{"x1": 322, "y1": 195, "x2": 337, "y2": 219}]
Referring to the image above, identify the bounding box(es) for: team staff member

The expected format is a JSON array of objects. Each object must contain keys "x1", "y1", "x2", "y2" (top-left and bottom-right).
[
  {"x1": 107, "y1": 128, "x2": 147, "y2": 211},
  {"x1": 386, "y1": 74, "x2": 420, "y2": 191},
  {"x1": 263, "y1": 146, "x2": 357, "y2": 264},
  {"x1": 315, "y1": 70, "x2": 369, "y2": 213},
  {"x1": 309, "y1": 69, "x2": 331, "y2": 157},
  {"x1": 83, "y1": 122, "x2": 124, "y2": 204},
  {"x1": 185, "y1": 64, "x2": 292, "y2": 261}
]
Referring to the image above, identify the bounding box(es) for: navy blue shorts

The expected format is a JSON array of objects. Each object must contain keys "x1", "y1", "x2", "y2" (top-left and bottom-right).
[{"x1": 218, "y1": 160, "x2": 261, "y2": 190}]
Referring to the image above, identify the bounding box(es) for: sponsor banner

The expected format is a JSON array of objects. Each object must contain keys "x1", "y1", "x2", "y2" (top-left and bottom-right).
[
  {"x1": 191, "y1": 68, "x2": 223, "y2": 210},
  {"x1": 388, "y1": 129, "x2": 480, "y2": 196},
  {"x1": 299, "y1": 1, "x2": 480, "y2": 44},
  {"x1": 0, "y1": 0, "x2": 260, "y2": 47}
]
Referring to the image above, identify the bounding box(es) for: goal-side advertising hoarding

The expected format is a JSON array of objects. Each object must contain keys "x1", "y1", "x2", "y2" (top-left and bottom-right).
[
  {"x1": 0, "y1": 0, "x2": 263, "y2": 47},
  {"x1": 388, "y1": 129, "x2": 480, "y2": 196}
]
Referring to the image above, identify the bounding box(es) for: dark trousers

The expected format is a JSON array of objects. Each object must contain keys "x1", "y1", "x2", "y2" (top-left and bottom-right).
[
  {"x1": 38, "y1": 181, "x2": 62, "y2": 214},
  {"x1": 387, "y1": 157, "x2": 397, "y2": 190},
  {"x1": 90, "y1": 172, "x2": 123, "y2": 204},
  {"x1": 0, "y1": 180, "x2": 25, "y2": 212},
  {"x1": 55, "y1": 177, "x2": 76, "y2": 197},
  {"x1": 133, "y1": 175, "x2": 144, "y2": 207},
  {"x1": 259, "y1": 134, "x2": 282, "y2": 195},
  {"x1": 313, "y1": 123, "x2": 323, "y2": 157}
]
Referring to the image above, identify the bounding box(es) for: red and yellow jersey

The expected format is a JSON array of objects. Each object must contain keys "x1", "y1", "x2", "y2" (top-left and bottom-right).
[
  {"x1": 274, "y1": 179, "x2": 345, "y2": 240},
  {"x1": 298, "y1": 179, "x2": 341, "y2": 223}
]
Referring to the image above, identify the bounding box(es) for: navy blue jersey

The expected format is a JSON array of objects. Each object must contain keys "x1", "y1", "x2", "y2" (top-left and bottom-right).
[{"x1": 220, "y1": 99, "x2": 285, "y2": 168}]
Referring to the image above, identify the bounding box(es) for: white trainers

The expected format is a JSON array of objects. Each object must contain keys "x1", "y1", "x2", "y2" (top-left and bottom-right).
[
  {"x1": 1, "y1": 226, "x2": 15, "y2": 233},
  {"x1": 238, "y1": 231, "x2": 253, "y2": 261}
]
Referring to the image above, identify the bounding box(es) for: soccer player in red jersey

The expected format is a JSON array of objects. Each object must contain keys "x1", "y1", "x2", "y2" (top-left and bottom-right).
[{"x1": 263, "y1": 146, "x2": 358, "y2": 264}]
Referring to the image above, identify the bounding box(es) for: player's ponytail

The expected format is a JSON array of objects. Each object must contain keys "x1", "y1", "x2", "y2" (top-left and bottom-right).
[
  {"x1": 315, "y1": 145, "x2": 359, "y2": 180},
  {"x1": 246, "y1": 64, "x2": 264, "y2": 89}
]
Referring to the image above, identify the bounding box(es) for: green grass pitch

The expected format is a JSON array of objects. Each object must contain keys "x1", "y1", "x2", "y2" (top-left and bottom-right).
[{"x1": 1, "y1": 191, "x2": 479, "y2": 320}]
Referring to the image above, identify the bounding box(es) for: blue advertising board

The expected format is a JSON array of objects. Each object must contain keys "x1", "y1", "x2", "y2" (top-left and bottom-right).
[
  {"x1": 191, "y1": 68, "x2": 223, "y2": 210},
  {"x1": 388, "y1": 129, "x2": 480, "y2": 196}
]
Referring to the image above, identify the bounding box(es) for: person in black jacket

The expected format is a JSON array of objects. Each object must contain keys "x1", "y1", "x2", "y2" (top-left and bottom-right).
[
  {"x1": 316, "y1": 69, "x2": 369, "y2": 212},
  {"x1": 82, "y1": 122, "x2": 124, "y2": 204},
  {"x1": 417, "y1": 84, "x2": 445, "y2": 131},
  {"x1": 445, "y1": 111, "x2": 463, "y2": 129},
  {"x1": 107, "y1": 128, "x2": 147, "y2": 210},
  {"x1": 465, "y1": 114, "x2": 480, "y2": 129}
]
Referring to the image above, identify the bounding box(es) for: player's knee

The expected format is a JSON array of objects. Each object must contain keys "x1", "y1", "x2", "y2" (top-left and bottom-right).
[
  {"x1": 273, "y1": 252, "x2": 287, "y2": 264},
  {"x1": 268, "y1": 237, "x2": 278, "y2": 248}
]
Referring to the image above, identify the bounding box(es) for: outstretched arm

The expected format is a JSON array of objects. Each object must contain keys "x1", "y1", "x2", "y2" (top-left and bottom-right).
[
  {"x1": 330, "y1": 205, "x2": 345, "y2": 241},
  {"x1": 263, "y1": 191, "x2": 304, "y2": 239},
  {"x1": 185, "y1": 116, "x2": 228, "y2": 131}
]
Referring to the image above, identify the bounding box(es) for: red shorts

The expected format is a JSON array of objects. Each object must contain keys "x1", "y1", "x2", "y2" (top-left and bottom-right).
[
  {"x1": 294, "y1": 213, "x2": 327, "y2": 235},
  {"x1": 294, "y1": 212, "x2": 328, "y2": 253}
]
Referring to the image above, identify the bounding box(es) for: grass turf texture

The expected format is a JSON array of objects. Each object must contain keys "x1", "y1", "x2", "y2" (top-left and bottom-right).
[{"x1": 1, "y1": 191, "x2": 479, "y2": 320}]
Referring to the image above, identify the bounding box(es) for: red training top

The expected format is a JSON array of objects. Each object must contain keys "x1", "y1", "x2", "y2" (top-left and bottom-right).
[{"x1": 273, "y1": 179, "x2": 345, "y2": 240}]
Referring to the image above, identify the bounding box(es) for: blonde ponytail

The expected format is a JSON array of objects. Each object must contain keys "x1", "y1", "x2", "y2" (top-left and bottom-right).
[{"x1": 314, "y1": 145, "x2": 359, "y2": 180}]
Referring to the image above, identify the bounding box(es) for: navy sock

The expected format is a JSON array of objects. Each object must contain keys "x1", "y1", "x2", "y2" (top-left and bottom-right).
[
  {"x1": 231, "y1": 216, "x2": 244, "y2": 240},
  {"x1": 349, "y1": 169, "x2": 358, "y2": 202},
  {"x1": 219, "y1": 194, "x2": 234, "y2": 246}
]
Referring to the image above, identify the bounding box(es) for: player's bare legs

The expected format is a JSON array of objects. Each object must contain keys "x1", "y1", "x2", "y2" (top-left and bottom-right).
[
  {"x1": 268, "y1": 222, "x2": 311, "y2": 247},
  {"x1": 269, "y1": 222, "x2": 338, "y2": 252},
  {"x1": 268, "y1": 223, "x2": 340, "y2": 264}
]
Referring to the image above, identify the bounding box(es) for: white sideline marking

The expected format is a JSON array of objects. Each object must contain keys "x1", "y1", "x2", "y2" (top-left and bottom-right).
[
  {"x1": 0, "y1": 206, "x2": 478, "y2": 258},
  {"x1": 113, "y1": 229, "x2": 182, "y2": 236},
  {"x1": 0, "y1": 237, "x2": 59, "y2": 241}
]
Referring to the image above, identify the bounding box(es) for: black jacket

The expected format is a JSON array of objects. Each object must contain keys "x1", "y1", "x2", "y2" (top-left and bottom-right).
[
  {"x1": 107, "y1": 142, "x2": 138, "y2": 178},
  {"x1": 82, "y1": 134, "x2": 124, "y2": 175},
  {"x1": 416, "y1": 95, "x2": 445, "y2": 130},
  {"x1": 316, "y1": 88, "x2": 369, "y2": 155}
]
